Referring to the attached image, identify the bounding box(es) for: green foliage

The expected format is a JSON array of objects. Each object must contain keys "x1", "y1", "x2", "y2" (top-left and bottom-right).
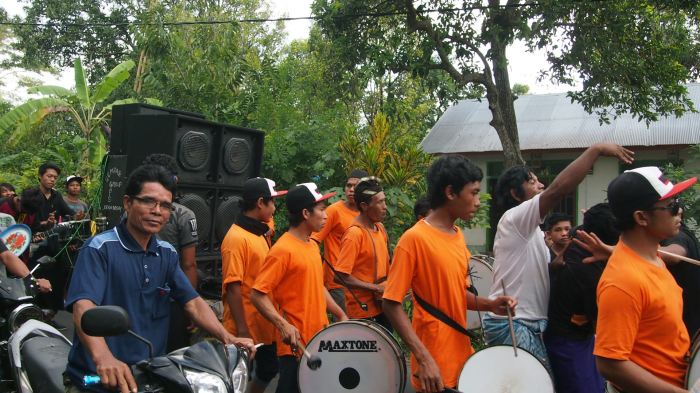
[{"x1": 664, "y1": 144, "x2": 700, "y2": 238}]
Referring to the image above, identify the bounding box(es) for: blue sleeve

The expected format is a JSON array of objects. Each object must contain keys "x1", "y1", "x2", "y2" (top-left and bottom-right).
[
  {"x1": 167, "y1": 251, "x2": 198, "y2": 305},
  {"x1": 64, "y1": 243, "x2": 107, "y2": 311}
]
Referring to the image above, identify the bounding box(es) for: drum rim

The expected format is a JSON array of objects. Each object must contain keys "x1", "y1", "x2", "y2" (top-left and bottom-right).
[
  {"x1": 458, "y1": 345, "x2": 554, "y2": 390},
  {"x1": 297, "y1": 318, "x2": 406, "y2": 393},
  {"x1": 685, "y1": 333, "x2": 700, "y2": 388}
]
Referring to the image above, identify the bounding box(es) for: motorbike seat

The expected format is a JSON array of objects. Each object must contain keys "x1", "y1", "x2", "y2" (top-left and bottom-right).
[{"x1": 20, "y1": 335, "x2": 71, "y2": 393}]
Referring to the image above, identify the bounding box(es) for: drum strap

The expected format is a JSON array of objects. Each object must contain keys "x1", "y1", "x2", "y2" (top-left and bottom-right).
[{"x1": 413, "y1": 292, "x2": 479, "y2": 341}]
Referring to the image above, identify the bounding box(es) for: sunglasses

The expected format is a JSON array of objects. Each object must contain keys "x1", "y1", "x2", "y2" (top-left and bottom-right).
[{"x1": 645, "y1": 198, "x2": 682, "y2": 216}]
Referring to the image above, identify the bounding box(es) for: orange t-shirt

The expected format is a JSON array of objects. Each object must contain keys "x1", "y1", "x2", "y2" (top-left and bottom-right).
[
  {"x1": 383, "y1": 220, "x2": 474, "y2": 390},
  {"x1": 220, "y1": 224, "x2": 276, "y2": 344},
  {"x1": 594, "y1": 241, "x2": 689, "y2": 387},
  {"x1": 335, "y1": 223, "x2": 390, "y2": 318},
  {"x1": 310, "y1": 200, "x2": 359, "y2": 289},
  {"x1": 253, "y1": 232, "x2": 328, "y2": 357}
]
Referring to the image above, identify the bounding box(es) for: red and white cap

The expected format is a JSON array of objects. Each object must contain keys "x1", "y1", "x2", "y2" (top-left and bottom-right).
[
  {"x1": 608, "y1": 166, "x2": 697, "y2": 214},
  {"x1": 286, "y1": 182, "x2": 336, "y2": 213},
  {"x1": 625, "y1": 166, "x2": 697, "y2": 200},
  {"x1": 242, "y1": 177, "x2": 287, "y2": 202}
]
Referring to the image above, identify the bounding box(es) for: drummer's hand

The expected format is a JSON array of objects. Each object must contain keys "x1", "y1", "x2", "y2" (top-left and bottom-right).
[
  {"x1": 488, "y1": 296, "x2": 517, "y2": 316},
  {"x1": 415, "y1": 354, "x2": 444, "y2": 393},
  {"x1": 374, "y1": 282, "x2": 386, "y2": 294},
  {"x1": 337, "y1": 312, "x2": 349, "y2": 322},
  {"x1": 36, "y1": 278, "x2": 52, "y2": 293},
  {"x1": 573, "y1": 230, "x2": 613, "y2": 263},
  {"x1": 279, "y1": 320, "x2": 301, "y2": 349}
]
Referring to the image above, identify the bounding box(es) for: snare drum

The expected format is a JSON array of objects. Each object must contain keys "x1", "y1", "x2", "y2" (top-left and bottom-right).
[
  {"x1": 298, "y1": 320, "x2": 406, "y2": 393},
  {"x1": 686, "y1": 329, "x2": 700, "y2": 388},
  {"x1": 467, "y1": 255, "x2": 495, "y2": 329},
  {"x1": 458, "y1": 345, "x2": 554, "y2": 393}
]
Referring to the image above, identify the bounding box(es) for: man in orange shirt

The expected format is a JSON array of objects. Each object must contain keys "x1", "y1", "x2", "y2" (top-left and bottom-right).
[
  {"x1": 383, "y1": 155, "x2": 517, "y2": 393},
  {"x1": 335, "y1": 177, "x2": 391, "y2": 328},
  {"x1": 252, "y1": 183, "x2": 348, "y2": 393},
  {"x1": 595, "y1": 167, "x2": 697, "y2": 393},
  {"x1": 221, "y1": 177, "x2": 287, "y2": 393},
  {"x1": 311, "y1": 169, "x2": 368, "y2": 313}
]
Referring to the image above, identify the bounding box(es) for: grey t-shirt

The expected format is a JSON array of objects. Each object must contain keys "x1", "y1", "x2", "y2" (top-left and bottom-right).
[
  {"x1": 64, "y1": 198, "x2": 89, "y2": 216},
  {"x1": 157, "y1": 202, "x2": 198, "y2": 250}
]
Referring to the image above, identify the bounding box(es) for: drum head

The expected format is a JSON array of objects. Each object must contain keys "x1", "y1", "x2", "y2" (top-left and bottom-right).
[
  {"x1": 0, "y1": 224, "x2": 32, "y2": 256},
  {"x1": 458, "y1": 346, "x2": 554, "y2": 393},
  {"x1": 298, "y1": 320, "x2": 405, "y2": 393},
  {"x1": 467, "y1": 256, "x2": 494, "y2": 329}
]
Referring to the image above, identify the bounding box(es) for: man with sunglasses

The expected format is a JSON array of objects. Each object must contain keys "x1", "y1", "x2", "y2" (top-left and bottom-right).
[
  {"x1": 595, "y1": 167, "x2": 697, "y2": 393},
  {"x1": 64, "y1": 165, "x2": 254, "y2": 393}
]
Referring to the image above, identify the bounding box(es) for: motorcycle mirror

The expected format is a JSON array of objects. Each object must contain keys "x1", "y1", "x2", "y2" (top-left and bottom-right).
[{"x1": 82, "y1": 306, "x2": 130, "y2": 337}]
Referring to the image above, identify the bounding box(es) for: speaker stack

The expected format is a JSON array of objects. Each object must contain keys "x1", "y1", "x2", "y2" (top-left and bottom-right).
[{"x1": 101, "y1": 104, "x2": 264, "y2": 298}]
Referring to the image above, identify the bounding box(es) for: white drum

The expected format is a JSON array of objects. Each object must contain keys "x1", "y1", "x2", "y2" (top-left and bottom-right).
[
  {"x1": 467, "y1": 255, "x2": 494, "y2": 329},
  {"x1": 458, "y1": 345, "x2": 554, "y2": 393},
  {"x1": 298, "y1": 320, "x2": 406, "y2": 393},
  {"x1": 686, "y1": 329, "x2": 700, "y2": 388}
]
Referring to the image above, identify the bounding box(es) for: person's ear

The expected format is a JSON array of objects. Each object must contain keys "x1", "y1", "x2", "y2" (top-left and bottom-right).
[
  {"x1": 510, "y1": 188, "x2": 522, "y2": 203},
  {"x1": 632, "y1": 210, "x2": 650, "y2": 227},
  {"x1": 445, "y1": 185, "x2": 456, "y2": 201}
]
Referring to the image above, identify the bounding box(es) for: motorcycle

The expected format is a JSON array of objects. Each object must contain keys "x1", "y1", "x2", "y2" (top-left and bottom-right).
[{"x1": 7, "y1": 305, "x2": 251, "y2": 393}]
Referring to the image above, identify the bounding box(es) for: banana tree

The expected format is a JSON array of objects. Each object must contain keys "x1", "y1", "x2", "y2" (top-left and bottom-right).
[{"x1": 0, "y1": 58, "x2": 160, "y2": 181}]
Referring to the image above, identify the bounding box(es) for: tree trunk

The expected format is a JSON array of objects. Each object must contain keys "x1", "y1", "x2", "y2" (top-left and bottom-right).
[{"x1": 488, "y1": 32, "x2": 525, "y2": 168}]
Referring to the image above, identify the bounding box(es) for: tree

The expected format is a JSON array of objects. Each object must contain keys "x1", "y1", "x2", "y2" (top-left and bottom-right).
[
  {"x1": 312, "y1": 0, "x2": 700, "y2": 167},
  {"x1": 0, "y1": 58, "x2": 158, "y2": 181}
]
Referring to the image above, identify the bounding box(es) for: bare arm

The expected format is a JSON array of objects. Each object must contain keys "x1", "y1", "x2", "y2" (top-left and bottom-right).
[
  {"x1": 179, "y1": 245, "x2": 198, "y2": 288},
  {"x1": 466, "y1": 291, "x2": 517, "y2": 315},
  {"x1": 224, "y1": 282, "x2": 250, "y2": 338},
  {"x1": 659, "y1": 244, "x2": 688, "y2": 266},
  {"x1": 251, "y1": 289, "x2": 300, "y2": 348},
  {"x1": 539, "y1": 143, "x2": 634, "y2": 218},
  {"x1": 72, "y1": 299, "x2": 137, "y2": 393},
  {"x1": 324, "y1": 288, "x2": 348, "y2": 321},
  {"x1": 383, "y1": 299, "x2": 443, "y2": 393},
  {"x1": 596, "y1": 357, "x2": 687, "y2": 393},
  {"x1": 335, "y1": 272, "x2": 383, "y2": 293},
  {"x1": 183, "y1": 297, "x2": 255, "y2": 351}
]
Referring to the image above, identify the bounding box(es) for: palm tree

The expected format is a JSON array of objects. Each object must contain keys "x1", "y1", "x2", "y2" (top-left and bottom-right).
[{"x1": 0, "y1": 58, "x2": 160, "y2": 180}]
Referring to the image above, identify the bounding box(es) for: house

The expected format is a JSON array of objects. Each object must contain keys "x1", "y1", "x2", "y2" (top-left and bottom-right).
[{"x1": 421, "y1": 84, "x2": 700, "y2": 252}]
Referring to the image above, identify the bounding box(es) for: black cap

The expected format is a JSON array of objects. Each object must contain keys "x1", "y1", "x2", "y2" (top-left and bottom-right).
[
  {"x1": 242, "y1": 178, "x2": 287, "y2": 202},
  {"x1": 65, "y1": 175, "x2": 83, "y2": 185},
  {"x1": 286, "y1": 182, "x2": 336, "y2": 213}
]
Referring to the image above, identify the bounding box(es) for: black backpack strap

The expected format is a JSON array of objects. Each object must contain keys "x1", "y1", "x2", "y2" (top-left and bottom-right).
[{"x1": 413, "y1": 292, "x2": 478, "y2": 341}]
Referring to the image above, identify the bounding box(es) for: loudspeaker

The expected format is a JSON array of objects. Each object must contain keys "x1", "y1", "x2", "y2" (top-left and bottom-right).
[
  {"x1": 217, "y1": 125, "x2": 264, "y2": 186},
  {"x1": 176, "y1": 187, "x2": 242, "y2": 252}
]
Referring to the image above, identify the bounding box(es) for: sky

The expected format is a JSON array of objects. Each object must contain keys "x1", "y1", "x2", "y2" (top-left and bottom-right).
[{"x1": 1, "y1": 0, "x2": 573, "y2": 103}]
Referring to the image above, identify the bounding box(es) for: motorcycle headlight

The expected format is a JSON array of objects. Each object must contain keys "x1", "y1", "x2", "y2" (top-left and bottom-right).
[
  {"x1": 183, "y1": 369, "x2": 227, "y2": 393},
  {"x1": 231, "y1": 351, "x2": 248, "y2": 393}
]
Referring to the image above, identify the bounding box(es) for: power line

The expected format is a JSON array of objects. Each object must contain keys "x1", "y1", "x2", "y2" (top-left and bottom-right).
[{"x1": 0, "y1": 3, "x2": 544, "y2": 28}]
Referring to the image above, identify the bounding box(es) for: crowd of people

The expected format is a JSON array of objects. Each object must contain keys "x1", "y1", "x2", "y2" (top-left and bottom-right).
[{"x1": 1, "y1": 142, "x2": 699, "y2": 393}]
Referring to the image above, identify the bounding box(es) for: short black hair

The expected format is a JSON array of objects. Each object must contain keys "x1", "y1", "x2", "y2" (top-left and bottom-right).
[
  {"x1": 348, "y1": 169, "x2": 369, "y2": 179},
  {"x1": 582, "y1": 203, "x2": 620, "y2": 245},
  {"x1": 20, "y1": 187, "x2": 43, "y2": 214},
  {"x1": 238, "y1": 196, "x2": 273, "y2": 212},
  {"x1": 143, "y1": 154, "x2": 179, "y2": 177},
  {"x1": 38, "y1": 162, "x2": 61, "y2": 177},
  {"x1": 493, "y1": 165, "x2": 534, "y2": 219},
  {"x1": 354, "y1": 178, "x2": 383, "y2": 213},
  {"x1": 0, "y1": 183, "x2": 15, "y2": 192},
  {"x1": 427, "y1": 155, "x2": 483, "y2": 209},
  {"x1": 544, "y1": 213, "x2": 573, "y2": 231},
  {"x1": 287, "y1": 201, "x2": 323, "y2": 227},
  {"x1": 413, "y1": 195, "x2": 430, "y2": 221},
  {"x1": 124, "y1": 165, "x2": 176, "y2": 198}
]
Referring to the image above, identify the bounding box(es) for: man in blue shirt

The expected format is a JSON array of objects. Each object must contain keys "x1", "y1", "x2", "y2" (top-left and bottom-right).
[{"x1": 64, "y1": 164, "x2": 254, "y2": 393}]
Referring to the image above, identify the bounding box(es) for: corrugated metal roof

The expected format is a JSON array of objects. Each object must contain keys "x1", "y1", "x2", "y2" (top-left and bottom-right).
[{"x1": 421, "y1": 84, "x2": 700, "y2": 154}]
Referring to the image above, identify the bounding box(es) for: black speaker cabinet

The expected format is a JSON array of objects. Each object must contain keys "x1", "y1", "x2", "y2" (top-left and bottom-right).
[{"x1": 177, "y1": 187, "x2": 243, "y2": 252}]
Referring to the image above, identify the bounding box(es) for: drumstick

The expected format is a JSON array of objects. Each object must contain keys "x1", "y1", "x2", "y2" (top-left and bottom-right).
[
  {"x1": 658, "y1": 249, "x2": 700, "y2": 267},
  {"x1": 296, "y1": 340, "x2": 322, "y2": 370},
  {"x1": 501, "y1": 280, "x2": 518, "y2": 357}
]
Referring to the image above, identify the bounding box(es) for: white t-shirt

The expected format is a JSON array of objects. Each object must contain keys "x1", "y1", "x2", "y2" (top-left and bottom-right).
[{"x1": 488, "y1": 193, "x2": 550, "y2": 320}]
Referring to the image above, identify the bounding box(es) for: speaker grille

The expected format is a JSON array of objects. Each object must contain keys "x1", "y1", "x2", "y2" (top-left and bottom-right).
[
  {"x1": 215, "y1": 195, "x2": 241, "y2": 244},
  {"x1": 222, "y1": 138, "x2": 251, "y2": 174},
  {"x1": 178, "y1": 192, "x2": 211, "y2": 247},
  {"x1": 178, "y1": 131, "x2": 210, "y2": 171}
]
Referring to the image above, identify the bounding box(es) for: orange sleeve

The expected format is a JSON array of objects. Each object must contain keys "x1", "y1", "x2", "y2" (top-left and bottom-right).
[
  {"x1": 311, "y1": 206, "x2": 336, "y2": 242},
  {"x1": 253, "y1": 250, "x2": 289, "y2": 295},
  {"x1": 594, "y1": 285, "x2": 641, "y2": 360},
  {"x1": 383, "y1": 242, "x2": 416, "y2": 303},
  {"x1": 335, "y1": 227, "x2": 362, "y2": 275},
  {"x1": 221, "y1": 237, "x2": 246, "y2": 286}
]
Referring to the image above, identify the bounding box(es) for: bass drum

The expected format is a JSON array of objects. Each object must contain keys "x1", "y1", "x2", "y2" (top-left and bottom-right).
[
  {"x1": 458, "y1": 345, "x2": 554, "y2": 393},
  {"x1": 686, "y1": 329, "x2": 700, "y2": 388},
  {"x1": 467, "y1": 255, "x2": 494, "y2": 329},
  {"x1": 298, "y1": 320, "x2": 406, "y2": 393}
]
